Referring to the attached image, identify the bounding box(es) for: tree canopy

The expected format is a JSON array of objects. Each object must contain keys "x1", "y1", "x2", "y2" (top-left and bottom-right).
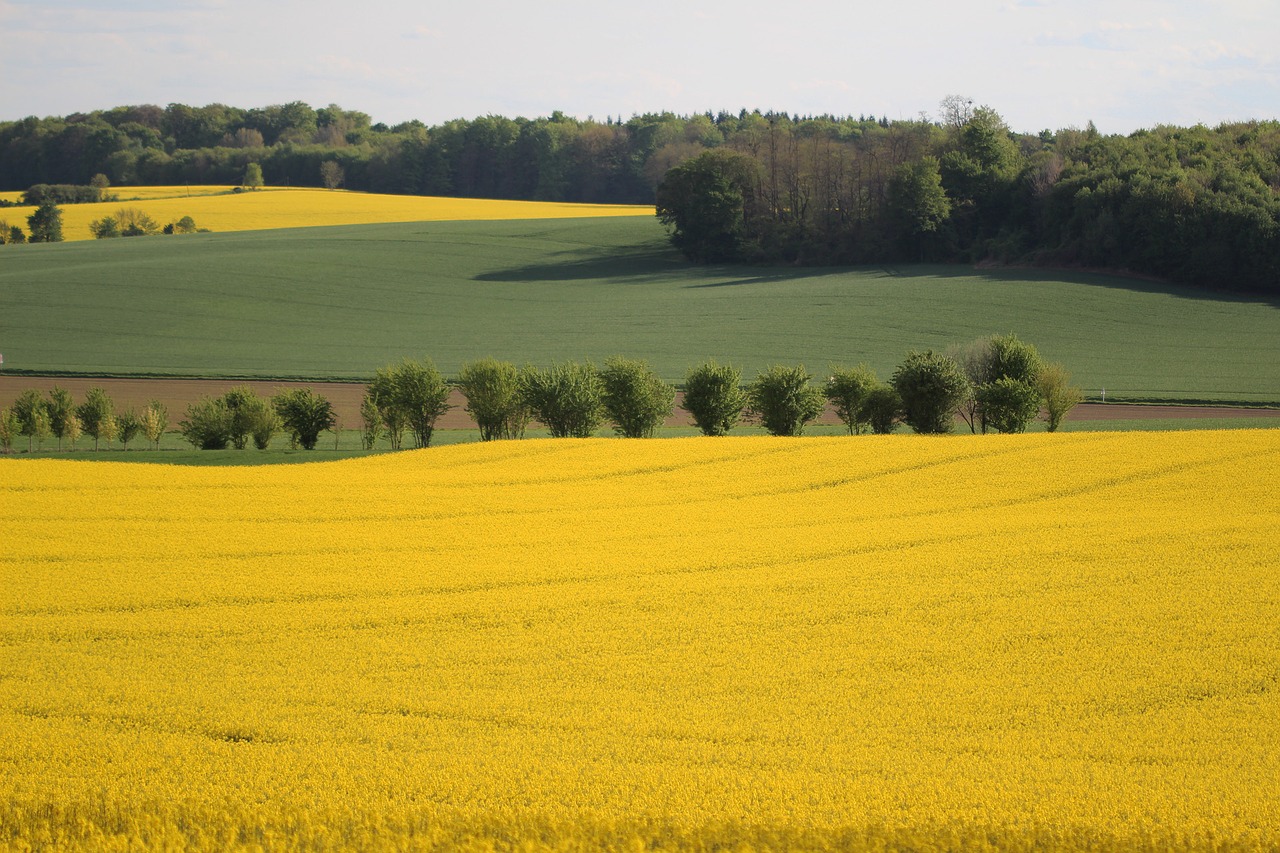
[{"x1": 2, "y1": 99, "x2": 1277, "y2": 292}]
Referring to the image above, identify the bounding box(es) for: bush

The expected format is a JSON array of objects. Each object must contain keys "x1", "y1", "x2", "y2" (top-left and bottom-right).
[
  {"x1": 891, "y1": 350, "x2": 970, "y2": 434},
  {"x1": 1036, "y1": 362, "x2": 1084, "y2": 432},
  {"x1": 862, "y1": 385, "x2": 902, "y2": 434},
  {"x1": 249, "y1": 401, "x2": 280, "y2": 449},
  {"x1": 825, "y1": 364, "x2": 879, "y2": 435},
  {"x1": 599, "y1": 357, "x2": 675, "y2": 438},
  {"x1": 519, "y1": 362, "x2": 605, "y2": 438},
  {"x1": 457, "y1": 358, "x2": 531, "y2": 441},
  {"x1": 748, "y1": 364, "x2": 825, "y2": 437},
  {"x1": 975, "y1": 377, "x2": 1041, "y2": 434},
  {"x1": 90, "y1": 216, "x2": 121, "y2": 239},
  {"x1": 682, "y1": 360, "x2": 747, "y2": 436},
  {"x1": 272, "y1": 388, "x2": 335, "y2": 450},
  {"x1": 180, "y1": 397, "x2": 234, "y2": 449},
  {"x1": 222, "y1": 386, "x2": 260, "y2": 449}
]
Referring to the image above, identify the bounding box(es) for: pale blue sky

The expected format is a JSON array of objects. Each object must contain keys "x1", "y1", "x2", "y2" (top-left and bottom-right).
[{"x1": 1, "y1": 0, "x2": 1276, "y2": 133}]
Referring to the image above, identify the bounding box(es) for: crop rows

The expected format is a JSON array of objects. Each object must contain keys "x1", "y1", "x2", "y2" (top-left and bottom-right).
[{"x1": 2, "y1": 431, "x2": 1279, "y2": 849}]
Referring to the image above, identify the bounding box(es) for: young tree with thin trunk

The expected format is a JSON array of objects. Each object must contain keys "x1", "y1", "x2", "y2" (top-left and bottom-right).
[
  {"x1": 116, "y1": 410, "x2": 142, "y2": 450},
  {"x1": 12, "y1": 389, "x2": 46, "y2": 452},
  {"x1": 75, "y1": 387, "x2": 115, "y2": 451},
  {"x1": 1036, "y1": 362, "x2": 1084, "y2": 432},
  {"x1": 0, "y1": 407, "x2": 19, "y2": 452},
  {"x1": 141, "y1": 401, "x2": 168, "y2": 450}
]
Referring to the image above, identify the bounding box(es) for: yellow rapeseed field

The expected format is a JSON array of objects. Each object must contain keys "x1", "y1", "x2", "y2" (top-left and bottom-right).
[
  {"x1": 2, "y1": 431, "x2": 1278, "y2": 850},
  {"x1": 5, "y1": 187, "x2": 653, "y2": 242}
]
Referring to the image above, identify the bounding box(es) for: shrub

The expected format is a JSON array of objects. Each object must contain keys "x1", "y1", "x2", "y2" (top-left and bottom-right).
[
  {"x1": 825, "y1": 364, "x2": 879, "y2": 435},
  {"x1": 891, "y1": 350, "x2": 970, "y2": 434},
  {"x1": 90, "y1": 216, "x2": 121, "y2": 239},
  {"x1": 599, "y1": 357, "x2": 675, "y2": 438},
  {"x1": 272, "y1": 388, "x2": 335, "y2": 450},
  {"x1": 249, "y1": 401, "x2": 280, "y2": 449},
  {"x1": 975, "y1": 377, "x2": 1042, "y2": 434},
  {"x1": 682, "y1": 360, "x2": 748, "y2": 436},
  {"x1": 1036, "y1": 362, "x2": 1084, "y2": 432},
  {"x1": 748, "y1": 364, "x2": 825, "y2": 437},
  {"x1": 457, "y1": 359, "x2": 531, "y2": 441},
  {"x1": 862, "y1": 385, "x2": 902, "y2": 434},
  {"x1": 519, "y1": 362, "x2": 605, "y2": 438},
  {"x1": 180, "y1": 397, "x2": 234, "y2": 450},
  {"x1": 222, "y1": 386, "x2": 260, "y2": 449}
]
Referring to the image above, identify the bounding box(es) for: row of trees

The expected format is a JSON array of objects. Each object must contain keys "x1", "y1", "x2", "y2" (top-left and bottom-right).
[
  {"x1": 2, "y1": 100, "x2": 1277, "y2": 292},
  {"x1": 180, "y1": 386, "x2": 336, "y2": 450},
  {"x1": 0, "y1": 337, "x2": 1081, "y2": 454},
  {"x1": 0, "y1": 388, "x2": 167, "y2": 452},
  {"x1": 354, "y1": 338, "x2": 1078, "y2": 451}
]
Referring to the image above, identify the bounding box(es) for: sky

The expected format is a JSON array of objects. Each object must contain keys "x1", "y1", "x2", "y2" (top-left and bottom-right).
[{"x1": 1, "y1": 0, "x2": 1277, "y2": 135}]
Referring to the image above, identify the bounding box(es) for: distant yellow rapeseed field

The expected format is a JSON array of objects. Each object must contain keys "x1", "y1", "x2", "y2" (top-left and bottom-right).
[
  {"x1": 4, "y1": 186, "x2": 653, "y2": 242},
  {"x1": 2, "y1": 431, "x2": 1278, "y2": 850}
]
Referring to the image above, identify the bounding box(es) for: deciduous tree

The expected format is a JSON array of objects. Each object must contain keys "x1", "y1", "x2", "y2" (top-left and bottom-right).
[
  {"x1": 891, "y1": 351, "x2": 969, "y2": 434},
  {"x1": 599, "y1": 356, "x2": 675, "y2": 438},
  {"x1": 1036, "y1": 362, "x2": 1084, "y2": 432},
  {"x1": 682, "y1": 360, "x2": 747, "y2": 436},
  {"x1": 27, "y1": 201, "x2": 63, "y2": 243},
  {"x1": 272, "y1": 388, "x2": 335, "y2": 450},
  {"x1": 518, "y1": 362, "x2": 605, "y2": 438},
  {"x1": 748, "y1": 364, "x2": 825, "y2": 437},
  {"x1": 824, "y1": 364, "x2": 880, "y2": 435},
  {"x1": 457, "y1": 359, "x2": 531, "y2": 441}
]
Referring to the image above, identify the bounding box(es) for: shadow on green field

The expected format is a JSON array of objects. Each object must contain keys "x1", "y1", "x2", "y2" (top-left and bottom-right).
[{"x1": 473, "y1": 243, "x2": 681, "y2": 283}]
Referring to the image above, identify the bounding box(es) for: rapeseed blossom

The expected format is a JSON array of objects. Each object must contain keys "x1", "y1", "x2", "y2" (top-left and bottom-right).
[
  {"x1": 10, "y1": 187, "x2": 652, "y2": 242},
  {"x1": 2, "y1": 431, "x2": 1277, "y2": 850}
]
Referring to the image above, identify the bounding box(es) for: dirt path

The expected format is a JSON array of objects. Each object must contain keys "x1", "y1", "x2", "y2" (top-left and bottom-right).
[{"x1": 1, "y1": 376, "x2": 1275, "y2": 429}]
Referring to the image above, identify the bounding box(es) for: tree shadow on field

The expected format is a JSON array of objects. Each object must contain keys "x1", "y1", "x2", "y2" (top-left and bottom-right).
[
  {"x1": 953, "y1": 265, "x2": 1280, "y2": 309},
  {"x1": 479, "y1": 247, "x2": 1280, "y2": 308},
  {"x1": 474, "y1": 242, "x2": 686, "y2": 284}
]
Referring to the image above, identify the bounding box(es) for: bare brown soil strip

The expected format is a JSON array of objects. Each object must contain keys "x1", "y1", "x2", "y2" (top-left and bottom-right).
[{"x1": 0, "y1": 376, "x2": 1274, "y2": 430}]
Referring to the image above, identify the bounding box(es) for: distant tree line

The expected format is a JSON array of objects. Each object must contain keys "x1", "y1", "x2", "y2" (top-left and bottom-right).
[
  {"x1": 656, "y1": 101, "x2": 1280, "y2": 294},
  {"x1": 2, "y1": 99, "x2": 1275, "y2": 291}
]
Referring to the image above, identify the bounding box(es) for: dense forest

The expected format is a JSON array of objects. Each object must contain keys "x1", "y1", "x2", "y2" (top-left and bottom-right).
[{"x1": 1, "y1": 100, "x2": 1277, "y2": 293}]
